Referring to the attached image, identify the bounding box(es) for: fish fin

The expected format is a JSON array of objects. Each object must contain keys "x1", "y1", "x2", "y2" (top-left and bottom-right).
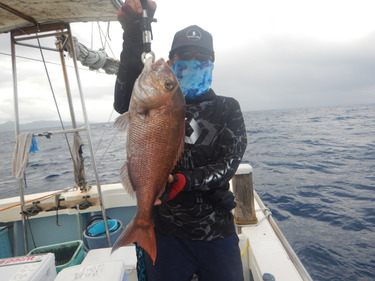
[
  {"x1": 114, "y1": 112, "x2": 129, "y2": 132},
  {"x1": 136, "y1": 103, "x2": 149, "y2": 116},
  {"x1": 120, "y1": 163, "x2": 136, "y2": 197},
  {"x1": 111, "y1": 217, "x2": 157, "y2": 264}
]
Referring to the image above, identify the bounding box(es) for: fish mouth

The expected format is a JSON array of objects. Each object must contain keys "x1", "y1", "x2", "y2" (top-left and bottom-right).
[
  {"x1": 144, "y1": 57, "x2": 178, "y2": 90},
  {"x1": 143, "y1": 57, "x2": 165, "y2": 68},
  {"x1": 141, "y1": 57, "x2": 168, "y2": 80},
  {"x1": 150, "y1": 58, "x2": 166, "y2": 71}
]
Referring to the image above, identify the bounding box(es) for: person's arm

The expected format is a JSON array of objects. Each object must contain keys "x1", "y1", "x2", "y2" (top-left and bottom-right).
[
  {"x1": 180, "y1": 99, "x2": 248, "y2": 191},
  {"x1": 113, "y1": 0, "x2": 156, "y2": 114}
]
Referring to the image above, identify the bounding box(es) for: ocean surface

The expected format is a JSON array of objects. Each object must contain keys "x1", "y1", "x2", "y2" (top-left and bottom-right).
[{"x1": 1, "y1": 104, "x2": 374, "y2": 280}]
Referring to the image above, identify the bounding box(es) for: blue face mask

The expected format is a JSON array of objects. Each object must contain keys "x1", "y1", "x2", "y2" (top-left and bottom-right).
[{"x1": 171, "y1": 60, "x2": 214, "y2": 100}]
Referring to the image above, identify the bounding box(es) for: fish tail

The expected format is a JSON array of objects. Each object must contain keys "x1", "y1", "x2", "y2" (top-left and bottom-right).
[{"x1": 111, "y1": 217, "x2": 157, "y2": 264}]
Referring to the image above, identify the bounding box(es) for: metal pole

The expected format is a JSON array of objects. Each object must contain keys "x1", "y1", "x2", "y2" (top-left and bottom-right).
[
  {"x1": 66, "y1": 24, "x2": 112, "y2": 247},
  {"x1": 10, "y1": 31, "x2": 28, "y2": 254},
  {"x1": 55, "y1": 35, "x2": 78, "y2": 129}
]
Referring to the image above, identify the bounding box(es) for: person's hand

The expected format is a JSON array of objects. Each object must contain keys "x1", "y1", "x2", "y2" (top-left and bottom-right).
[
  {"x1": 126, "y1": 0, "x2": 157, "y2": 15},
  {"x1": 117, "y1": 0, "x2": 157, "y2": 26},
  {"x1": 154, "y1": 173, "x2": 186, "y2": 205}
]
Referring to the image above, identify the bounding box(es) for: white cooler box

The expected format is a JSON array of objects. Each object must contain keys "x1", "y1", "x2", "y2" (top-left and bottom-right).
[
  {"x1": 55, "y1": 260, "x2": 128, "y2": 281},
  {"x1": 0, "y1": 253, "x2": 57, "y2": 281},
  {"x1": 56, "y1": 246, "x2": 137, "y2": 281},
  {"x1": 82, "y1": 246, "x2": 137, "y2": 280}
]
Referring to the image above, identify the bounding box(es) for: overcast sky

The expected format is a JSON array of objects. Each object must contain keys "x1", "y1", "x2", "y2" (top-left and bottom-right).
[{"x1": 0, "y1": 0, "x2": 375, "y2": 124}]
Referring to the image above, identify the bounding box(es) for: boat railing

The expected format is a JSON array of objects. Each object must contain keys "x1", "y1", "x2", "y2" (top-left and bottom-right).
[
  {"x1": 9, "y1": 22, "x2": 112, "y2": 254},
  {"x1": 232, "y1": 163, "x2": 313, "y2": 281}
]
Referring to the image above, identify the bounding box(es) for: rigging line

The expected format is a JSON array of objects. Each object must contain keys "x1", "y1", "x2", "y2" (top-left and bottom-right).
[
  {"x1": 94, "y1": 109, "x2": 116, "y2": 156},
  {"x1": 26, "y1": 216, "x2": 37, "y2": 248},
  {"x1": 0, "y1": 186, "x2": 73, "y2": 212},
  {"x1": 0, "y1": 51, "x2": 61, "y2": 66},
  {"x1": 91, "y1": 129, "x2": 119, "y2": 178},
  {"x1": 106, "y1": 22, "x2": 112, "y2": 43},
  {"x1": 35, "y1": 34, "x2": 75, "y2": 164},
  {"x1": 96, "y1": 22, "x2": 117, "y2": 59},
  {"x1": 97, "y1": 22, "x2": 105, "y2": 50},
  {"x1": 91, "y1": 21, "x2": 94, "y2": 50},
  {"x1": 86, "y1": 109, "x2": 118, "y2": 184},
  {"x1": 102, "y1": 22, "x2": 113, "y2": 51},
  {"x1": 0, "y1": 51, "x2": 108, "y2": 73}
]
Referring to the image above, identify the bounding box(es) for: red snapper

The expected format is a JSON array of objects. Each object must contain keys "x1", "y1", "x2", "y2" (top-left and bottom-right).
[{"x1": 112, "y1": 57, "x2": 185, "y2": 264}]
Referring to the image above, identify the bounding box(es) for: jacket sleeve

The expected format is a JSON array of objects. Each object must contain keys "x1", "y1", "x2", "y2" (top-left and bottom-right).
[
  {"x1": 113, "y1": 22, "x2": 144, "y2": 114},
  {"x1": 181, "y1": 98, "x2": 248, "y2": 191}
]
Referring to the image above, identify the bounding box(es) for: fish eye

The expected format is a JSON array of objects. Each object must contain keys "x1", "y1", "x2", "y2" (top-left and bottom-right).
[{"x1": 164, "y1": 80, "x2": 174, "y2": 90}]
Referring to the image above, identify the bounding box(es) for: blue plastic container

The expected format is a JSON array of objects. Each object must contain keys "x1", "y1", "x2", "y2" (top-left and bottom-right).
[
  {"x1": 83, "y1": 219, "x2": 123, "y2": 250},
  {"x1": 0, "y1": 226, "x2": 12, "y2": 258},
  {"x1": 87, "y1": 219, "x2": 119, "y2": 236}
]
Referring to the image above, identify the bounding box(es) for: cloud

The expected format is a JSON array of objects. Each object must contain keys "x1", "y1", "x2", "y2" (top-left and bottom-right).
[
  {"x1": 1, "y1": 0, "x2": 375, "y2": 124},
  {"x1": 213, "y1": 32, "x2": 375, "y2": 111}
]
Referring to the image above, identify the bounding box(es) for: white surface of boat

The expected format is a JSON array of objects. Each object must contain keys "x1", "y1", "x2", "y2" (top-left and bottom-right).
[{"x1": 0, "y1": 1, "x2": 313, "y2": 280}]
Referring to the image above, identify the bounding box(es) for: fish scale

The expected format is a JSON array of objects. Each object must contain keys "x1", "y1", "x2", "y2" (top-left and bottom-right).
[{"x1": 112, "y1": 57, "x2": 185, "y2": 264}]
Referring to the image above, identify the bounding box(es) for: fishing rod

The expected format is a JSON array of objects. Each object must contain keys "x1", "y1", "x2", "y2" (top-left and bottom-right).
[{"x1": 140, "y1": 0, "x2": 156, "y2": 63}]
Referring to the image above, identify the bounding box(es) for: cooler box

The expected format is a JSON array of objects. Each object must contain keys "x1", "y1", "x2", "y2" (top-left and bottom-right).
[
  {"x1": 55, "y1": 260, "x2": 128, "y2": 281},
  {"x1": 28, "y1": 240, "x2": 84, "y2": 273},
  {"x1": 82, "y1": 246, "x2": 137, "y2": 280},
  {"x1": 0, "y1": 253, "x2": 56, "y2": 281}
]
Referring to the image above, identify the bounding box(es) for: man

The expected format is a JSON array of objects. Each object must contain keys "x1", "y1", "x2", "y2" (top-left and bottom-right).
[{"x1": 114, "y1": 1, "x2": 247, "y2": 280}]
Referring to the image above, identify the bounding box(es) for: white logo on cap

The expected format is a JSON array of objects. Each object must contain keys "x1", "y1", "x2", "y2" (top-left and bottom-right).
[{"x1": 186, "y1": 29, "x2": 202, "y2": 41}]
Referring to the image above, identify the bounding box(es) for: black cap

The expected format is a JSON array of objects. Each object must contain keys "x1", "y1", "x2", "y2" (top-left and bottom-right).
[{"x1": 169, "y1": 25, "x2": 214, "y2": 61}]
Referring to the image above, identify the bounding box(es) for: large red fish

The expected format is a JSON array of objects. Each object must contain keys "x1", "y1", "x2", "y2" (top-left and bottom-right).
[{"x1": 111, "y1": 57, "x2": 185, "y2": 264}]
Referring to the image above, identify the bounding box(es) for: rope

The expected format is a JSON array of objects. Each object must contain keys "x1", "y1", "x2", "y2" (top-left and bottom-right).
[
  {"x1": 0, "y1": 187, "x2": 74, "y2": 212},
  {"x1": 0, "y1": 51, "x2": 112, "y2": 74},
  {"x1": 97, "y1": 21, "x2": 117, "y2": 59},
  {"x1": 66, "y1": 36, "x2": 118, "y2": 74},
  {"x1": 75, "y1": 36, "x2": 107, "y2": 69},
  {"x1": 61, "y1": 29, "x2": 119, "y2": 75},
  {"x1": 26, "y1": 216, "x2": 37, "y2": 248},
  {"x1": 240, "y1": 239, "x2": 250, "y2": 257},
  {"x1": 35, "y1": 35, "x2": 74, "y2": 162},
  {"x1": 87, "y1": 109, "x2": 118, "y2": 183}
]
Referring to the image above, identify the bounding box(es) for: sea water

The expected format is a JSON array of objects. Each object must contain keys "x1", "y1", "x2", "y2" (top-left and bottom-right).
[{"x1": 0, "y1": 104, "x2": 374, "y2": 281}]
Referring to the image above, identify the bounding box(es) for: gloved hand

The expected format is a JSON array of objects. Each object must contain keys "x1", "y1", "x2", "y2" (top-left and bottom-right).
[
  {"x1": 117, "y1": 3, "x2": 138, "y2": 26},
  {"x1": 117, "y1": 0, "x2": 157, "y2": 27},
  {"x1": 159, "y1": 173, "x2": 186, "y2": 203}
]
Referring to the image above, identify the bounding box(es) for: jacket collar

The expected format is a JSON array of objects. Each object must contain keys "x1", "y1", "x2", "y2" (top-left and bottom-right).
[{"x1": 185, "y1": 89, "x2": 216, "y2": 104}]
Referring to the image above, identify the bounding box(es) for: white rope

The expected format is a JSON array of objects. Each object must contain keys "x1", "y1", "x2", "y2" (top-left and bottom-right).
[
  {"x1": 66, "y1": 36, "x2": 119, "y2": 74},
  {"x1": 72, "y1": 37, "x2": 107, "y2": 70}
]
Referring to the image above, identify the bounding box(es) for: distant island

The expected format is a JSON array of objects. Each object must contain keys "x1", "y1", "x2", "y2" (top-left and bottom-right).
[{"x1": 0, "y1": 121, "x2": 83, "y2": 132}]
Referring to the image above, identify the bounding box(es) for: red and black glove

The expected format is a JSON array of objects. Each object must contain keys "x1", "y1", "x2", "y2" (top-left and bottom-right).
[
  {"x1": 159, "y1": 173, "x2": 186, "y2": 203},
  {"x1": 117, "y1": 2, "x2": 156, "y2": 28},
  {"x1": 117, "y1": 3, "x2": 139, "y2": 27}
]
